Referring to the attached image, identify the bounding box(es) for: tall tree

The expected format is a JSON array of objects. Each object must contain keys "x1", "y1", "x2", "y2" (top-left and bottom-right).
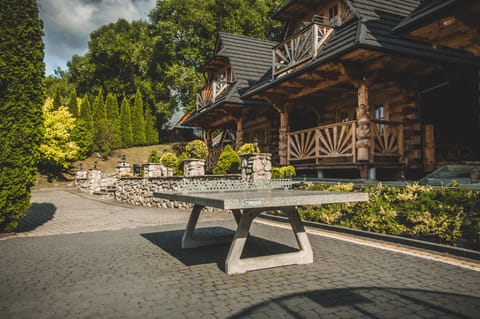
[
  {"x1": 66, "y1": 88, "x2": 78, "y2": 117},
  {"x1": 148, "y1": 0, "x2": 285, "y2": 112},
  {"x1": 0, "y1": 0, "x2": 45, "y2": 231},
  {"x1": 104, "y1": 93, "x2": 122, "y2": 149},
  {"x1": 92, "y1": 89, "x2": 105, "y2": 122},
  {"x1": 145, "y1": 106, "x2": 159, "y2": 145},
  {"x1": 72, "y1": 94, "x2": 94, "y2": 158},
  {"x1": 132, "y1": 90, "x2": 146, "y2": 145},
  {"x1": 52, "y1": 86, "x2": 62, "y2": 110},
  {"x1": 120, "y1": 97, "x2": 134, "y2": 147}
]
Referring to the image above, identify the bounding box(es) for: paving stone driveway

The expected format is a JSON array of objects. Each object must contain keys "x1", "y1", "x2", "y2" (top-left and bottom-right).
[{"x1": 1, "y1": 189, "x2": 480, "y2": 318}]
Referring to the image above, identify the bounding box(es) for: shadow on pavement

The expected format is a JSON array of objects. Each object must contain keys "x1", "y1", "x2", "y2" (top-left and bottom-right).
[
  {"x1": 228, "y1": 287, "x2": 480, "y2": 319},
  {"x1": 141, "y1": 227, "x2": 297, "y2": 271},
  {"x1": 15, "y1": 203, "x2": 56, "y2": 232}
]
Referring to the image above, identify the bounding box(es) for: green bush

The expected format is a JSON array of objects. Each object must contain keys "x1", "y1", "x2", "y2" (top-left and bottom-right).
[
  {"x1": 148, "y1": 150, "x2": 159, "y2": 163},
  {"x1": 175, "y1": 152, "x2": 188, "y2": 176},
  {"x1": 298, "y1": 182, "x2": 480, "y2": 248},
  {"x1": 160, "y1": 152, "x2": 177, "y2": 169},
  {"x1": 237, "y1": 143, "x2": 260, "y2": 155},
  {"x1": 272, "y1": 165, "x2": 296, "y2": 179},
  {"x1": 213, "y1": 145, "x2": 240, "y2": 174},
  {"x1": 185, "y1": 139, "x2": 208, "y2": 160}
]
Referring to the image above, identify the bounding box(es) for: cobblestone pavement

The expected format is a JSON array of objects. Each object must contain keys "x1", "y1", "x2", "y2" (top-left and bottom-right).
[
  {"x1": 11, "y1": 189, "x2": 230, "y2": 237},
  {"x1": 1, "y1": 189, "x2": 480, "y2": 318}
]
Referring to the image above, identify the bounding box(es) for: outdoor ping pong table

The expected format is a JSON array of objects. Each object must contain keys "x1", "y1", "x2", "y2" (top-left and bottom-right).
[{"x1": 154, "y1": 184, "x2": 368, "y2": 275}]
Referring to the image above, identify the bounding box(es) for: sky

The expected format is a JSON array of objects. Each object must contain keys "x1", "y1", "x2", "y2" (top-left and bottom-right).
[{"x1": 38, "y1": 0, "x2": 156, "y2": 76}]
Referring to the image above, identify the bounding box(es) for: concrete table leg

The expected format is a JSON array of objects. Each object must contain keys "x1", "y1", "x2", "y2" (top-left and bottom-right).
[
  {"x1": 225, "y1": 208, "x2": 313, "y2": 275},
  {"x1": 181, "y1": 204, "x2": 233, "y2": 248}
]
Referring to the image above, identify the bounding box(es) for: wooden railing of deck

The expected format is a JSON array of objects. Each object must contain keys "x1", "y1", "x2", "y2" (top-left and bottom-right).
[
  {"x1": 288, "y1": 120, "x2": 404, "y2": 164},
  {"x1": 370, "y1": 120, "x2": 404, "y2": 160},
  {"x1": 196, "y1": 81, "x2": 232, "y2": 110},
  {"x1": 273, "y1": 20, "x2": 334, "y2": 79},
  {"x1": 288, "y1": 121, "x2": 356, "y2": 163}
]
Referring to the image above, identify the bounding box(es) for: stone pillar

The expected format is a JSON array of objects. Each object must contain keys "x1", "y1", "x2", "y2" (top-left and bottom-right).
[
  {"x1": 88, "y1": 168, "x2": 102, "y2": 193},
  {"x1": 356, "y1": 84, "x2": 371, "y2": 161},
  {"x1": 116, "y1": 155, "x2": 132, "y2": 176},
  {"x1": 241, "y1": 153, "x2": 272, "y2": 181},
  {"x1": 183, "y1": 159, "x2": 205, "y2": 177},
  {"x1": 75, "y1": 163, "x2": 88, "y2": 179},
  {"x1": 235, "y1": 118, "x2": 244, "y2": 150}
]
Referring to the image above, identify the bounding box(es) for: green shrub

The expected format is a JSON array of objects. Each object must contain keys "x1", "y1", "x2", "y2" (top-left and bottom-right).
[
  {"x1": 172, "y1": 142, "x2": 187, "y2": 155},
  {"x1": 148, "y1": 150, "x2": 159, "y2": 163},
  {"x1": 160, "y1": 152, "x2": 177, "y2": 169},
  {"x1": 298, "y1": 182, "x2": 480, "y2": 248},
  {"x1": 185, "y1": 139, "x2": 208, "y2": 160},
  {"x1": 175, "y1": 152, "x2": 188, "y2": 176},
  {"x1": 213, "y1": 145, "x2": 240, "y2": 174},
  {"x1": 272, "y1": 166, "x2": 296, "y2": 179},
  {"x1": 237, "y1": 143, "x2": 260, "y2": 155}
]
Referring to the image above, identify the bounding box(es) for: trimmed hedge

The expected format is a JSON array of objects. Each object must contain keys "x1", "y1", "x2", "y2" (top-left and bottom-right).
[{"x1": 299, "y1": 182, "x2": 480, "y2": 249}]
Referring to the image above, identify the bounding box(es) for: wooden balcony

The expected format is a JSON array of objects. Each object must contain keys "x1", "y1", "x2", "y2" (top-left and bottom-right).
[
  {"x1": 273, "y1": 20, "x2": 334, "y2": 79},
  {"x1": 196, "y1": 81, "x2": 232, "y2": 110},
  {"x1": 287, "y1": 120, "x2": 404, "y2": 167}
]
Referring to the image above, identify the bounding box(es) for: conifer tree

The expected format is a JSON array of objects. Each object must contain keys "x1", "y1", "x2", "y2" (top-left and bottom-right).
[
  {"x1": 120, "y1": 97, "x2": 134, "y2": 147},
  {"x1": 79, "y1": 94, "x2": 93, "y2": 125},
  {"x1": 145, "y1": 106, "x2": 159, "y2": 145},
  {"x1": 0, "y1": 0, "x2": 45, "y2": 231},
  {"x1": 131, "y1": 90, "x2": 146, "y2": 145},
  {"x1": 52, "y1": 86, "x2": 62, "y2": 110},
  {"x1": 92, "y1": 89, "x2": 105, "y2": 122},
  {"x1": 104, "y1": 93, "x2": 122, "y2": 149},
  {"x1": 66, "y1": 88, "x2": 78, "y2": 117},
  {"x1": 72, "y1": 94, "x2": 94, "y2": 157}
]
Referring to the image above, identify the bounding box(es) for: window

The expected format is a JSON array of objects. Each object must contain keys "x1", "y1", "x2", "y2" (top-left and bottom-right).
[
  {"x1": 328, "y1": 5, "x2": 338, "y2": 26},
  {"x1": 374, "y1": 104, "x2": 385, "y2": 132}
]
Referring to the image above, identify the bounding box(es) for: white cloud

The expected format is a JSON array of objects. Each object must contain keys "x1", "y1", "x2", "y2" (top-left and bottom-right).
[{"x1": 38, "y1": 0, "x2": 156, "y2": 75}]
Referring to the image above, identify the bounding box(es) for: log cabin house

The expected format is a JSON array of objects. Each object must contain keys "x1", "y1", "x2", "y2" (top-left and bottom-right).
[{"x1": 183, "y1": 0, "x2": 480, "y2": 180}]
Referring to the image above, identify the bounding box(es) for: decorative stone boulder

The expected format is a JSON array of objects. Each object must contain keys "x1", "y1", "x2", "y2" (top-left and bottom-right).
[
  {"x1": 183, "y1": 159, "x2": 205, "y2": 177},
  {"x1": 240, "y1": 153, "x2": 272, "y2": 181}
]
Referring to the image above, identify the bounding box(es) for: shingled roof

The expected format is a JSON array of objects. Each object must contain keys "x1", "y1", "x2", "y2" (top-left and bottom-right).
[
  {"x1": 393, "y1": 0, "x2": 464, "y2": 33},
  {"x1": 244, "y1": 0, "x2": 480, "y2": 97},
  {"x1": 182, "y1": 32, "x2": 277, "y2": 126},
  {"x1": 214, "y1": 32, "x2": 277, "y2": 104}
]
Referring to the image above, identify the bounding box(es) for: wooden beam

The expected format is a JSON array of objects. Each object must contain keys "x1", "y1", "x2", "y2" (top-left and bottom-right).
[{"x1": 285, "y1": 75, "x2": 348, "y2": 99}]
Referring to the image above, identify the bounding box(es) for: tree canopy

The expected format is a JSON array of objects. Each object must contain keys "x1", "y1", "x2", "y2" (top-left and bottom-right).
[{"x1": 63, "y1": 0, "x2": 286, "y2": 127}]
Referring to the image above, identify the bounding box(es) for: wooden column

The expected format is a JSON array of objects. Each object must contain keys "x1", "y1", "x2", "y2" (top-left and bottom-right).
[
  {"x1": 235, "y1": 117, "x2": 244, "y2": 150},
  {"x1": 205, "y1": 129, "x2": 213, "y2": 149},
  {"x1": 278, "y1": 104, "x2": 289, "y2": 166},
  {"x1": 355, "y1": 84, "x2": 371, "y2": 162}
]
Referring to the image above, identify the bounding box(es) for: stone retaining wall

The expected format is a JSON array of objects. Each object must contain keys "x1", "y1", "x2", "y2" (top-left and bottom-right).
[{"x1": 76, "y1": 174, "x2": 241, "y2": 211}]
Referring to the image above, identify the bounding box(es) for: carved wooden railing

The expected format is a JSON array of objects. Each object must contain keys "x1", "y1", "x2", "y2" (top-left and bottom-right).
[
  {"x1": 273, "y1": 20, "x2": 334, "y2": 79},
  {"x1": 288, "y1": 121, "x2": 356, "y2": 163},
  {"x1": 196, "y1": 81, "x2": 232, "y2": 110},
  {"x1": 370, "y1": 120, "x2": 404, "y2": 161},
  {"x1": 288, "y1": 120, "x2": 404, "y2": 164}
]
